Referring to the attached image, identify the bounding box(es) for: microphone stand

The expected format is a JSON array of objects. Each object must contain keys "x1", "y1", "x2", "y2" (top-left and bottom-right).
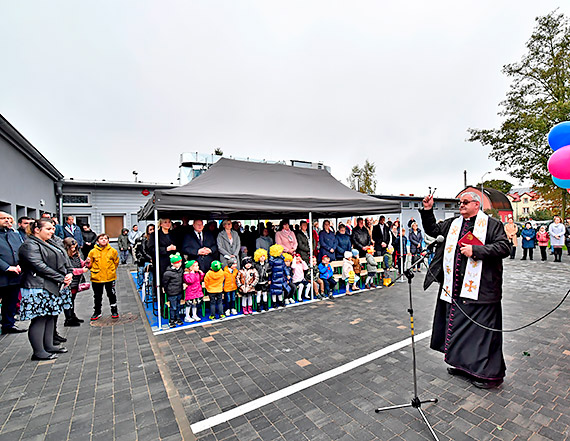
[{"x1": 375, "y1": 250, "x2": 440, "y2": 441}]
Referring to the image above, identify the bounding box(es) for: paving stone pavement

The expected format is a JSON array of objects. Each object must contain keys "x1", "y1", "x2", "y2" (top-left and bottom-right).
[
  {"x1": 155, "y1": 253, "x2": 570, "y2": 441},
  {"x1": 0, "y1": 253, "x2": 568, "y2": 441},
  {"x1": 0, "y1": 264, "x2": 186, "y2": 441}
]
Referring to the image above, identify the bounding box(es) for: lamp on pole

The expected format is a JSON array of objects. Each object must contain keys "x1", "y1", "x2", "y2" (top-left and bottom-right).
[{"x1": 480, "y1": 171, "x2": 491, "y2": 211}]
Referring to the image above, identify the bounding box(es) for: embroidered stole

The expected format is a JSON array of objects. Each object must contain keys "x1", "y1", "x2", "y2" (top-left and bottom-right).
[{"x1": 441, "y1": 211, "x2": 488, "y2": 303}]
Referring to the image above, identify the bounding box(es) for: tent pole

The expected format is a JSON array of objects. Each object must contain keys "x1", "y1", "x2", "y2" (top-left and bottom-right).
[
  {"x1": 399, "y1": 211, "x2": 405, "y2": 283},
  {"x1": 309, "y1": 212, "x2": 314, "y2": 299},
  {"x1": 154, "y1": 209, "x2": 163, "y2": 330}
]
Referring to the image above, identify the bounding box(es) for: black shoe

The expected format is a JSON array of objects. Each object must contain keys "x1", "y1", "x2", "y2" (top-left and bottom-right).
[
  {"x1": 91, "y1": 313, "x2": 102, "y2": 321},
  {"x1": 2, "y1": 326, "x2": 27, "y2": 334},
  {"x1": 447, "y1": 367, "x2": 472, "y2": 379},
  {"x1": 31, "y1": 353, "x2": 57, "y2": 361},
  {"x1": 54, "y1": 333, "x2": 67, "y2": 343},
  {"x1": 52, "y1": 339, "x2": 61, "y2": 346},
  {"x1": 64, "y1": 319, "x2": 81, "y2": 327},
  {"x1": 47, "y1": 347, "x2": 68, "y2": 354},
  {"x1": 73, "y1": 316, "x2": 85, "y2": 323},
  {"x1": 328, "y1": 294, "x2": 334, "y2": 300},
  {"x1": 111, "y1": 305, "x2": 119, "y2": 319},
  {"x1": 470, "y1": 378, "x2": 503, "y2": 389}
]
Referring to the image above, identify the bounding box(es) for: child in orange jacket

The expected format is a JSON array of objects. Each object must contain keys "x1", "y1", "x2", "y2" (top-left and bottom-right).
[
  {"x1": 223, "y1": 257, "x2": 239, "y2": 316},
  {"x1": 204, "y1": 260, "x2": 225, "y2": 320}
]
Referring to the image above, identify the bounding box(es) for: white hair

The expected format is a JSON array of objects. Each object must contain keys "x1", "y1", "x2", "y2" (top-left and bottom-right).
[{"x1": 461, "y1": 192, "x2": 481, "y2": 204}]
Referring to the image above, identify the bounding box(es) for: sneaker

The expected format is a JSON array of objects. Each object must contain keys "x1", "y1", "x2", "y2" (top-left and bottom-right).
[
  {"x1": 328, "y1": 294, "x2": 334, "y2": 300},
  {"x1": 176, "y1": 319, "x2": 183, "y2": 325},
  {"x1": 111, "y1": 305, "x2": 119, "y2": 319},
  {"x1": 184, "y1": 316, "x2": 194, "y2": 323},
  {"x1": 91, "y1": 313, "x2": 102, "y2": 321},
  {"x1": 225, "y1": 309, "x2": 231, "y2": 317},
  {"x1": 209, "y1": 315, "x2": 215, "y2": 320},
  {"x1": 231, "y1": 308, "x2": 237, "y2": 315},
  {"x1": 220, "y1": 314, "x2": 226, "y2": 319}
]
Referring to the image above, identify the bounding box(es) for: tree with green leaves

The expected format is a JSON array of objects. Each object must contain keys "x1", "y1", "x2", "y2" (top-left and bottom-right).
[
  {"x1": 477, "y1": 179, "x2": 514, "y2": 194},
  {"x1": 347, "y1": 160, "x2": 377, "y2": 194},
  {"x1": 468, "y1": 10, "x2": 570, "y2": 217}
]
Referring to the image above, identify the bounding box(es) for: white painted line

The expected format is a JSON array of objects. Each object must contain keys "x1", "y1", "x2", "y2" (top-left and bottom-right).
[{"x1": 190, "y1": 330, "x2": 432, "y2": 433}]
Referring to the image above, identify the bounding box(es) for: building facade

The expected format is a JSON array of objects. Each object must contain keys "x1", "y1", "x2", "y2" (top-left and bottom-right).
[
  {"x1": 61, "y1": 180, "x2": 176, "y2": 238},
  {"x1": 506, "y1": 188, "x2": 541, "y2": 221},
  {"x1": 0, "y1": 114, "x2": 63, "y2": 218}
]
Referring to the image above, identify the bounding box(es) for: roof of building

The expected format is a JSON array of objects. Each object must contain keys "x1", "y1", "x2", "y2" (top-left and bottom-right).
[
  {"x1": 0, "y1": 114, "x2": 63, "y2": 181},
  {"x1": 507, "y1": 187, "x2": 540, "y2": 202},
  {"x1": 62, "y1": 179, "x2": 177, "y2": 189}
]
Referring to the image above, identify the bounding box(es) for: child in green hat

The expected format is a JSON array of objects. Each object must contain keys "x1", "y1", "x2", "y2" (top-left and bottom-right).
[{"x1": 162, "y1": 253, "x2": 184, "y2": 327}]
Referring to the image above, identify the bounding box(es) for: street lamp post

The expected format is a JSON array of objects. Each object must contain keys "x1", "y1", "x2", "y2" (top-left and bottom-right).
[{"x1": 480, "y1": 171, "x2": 491, "y2": 211}]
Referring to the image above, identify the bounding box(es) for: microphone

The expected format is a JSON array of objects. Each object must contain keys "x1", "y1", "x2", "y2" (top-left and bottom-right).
[{"x1": 423, "y1": 235, "x2": 444, "y2": 254}]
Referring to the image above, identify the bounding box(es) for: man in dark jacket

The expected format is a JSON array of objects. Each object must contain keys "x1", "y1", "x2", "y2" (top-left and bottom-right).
[
  {"x1": 0, "y1": 211, "x2": 26, "y2": 333},
  {"x1": 420, "y1": 192, "x2": 510, "y2": 389},
  {"x1": 63, "y1": 216, "x2": 83, "y2": 247},
  {"x1": 17, "y1": 216, "x2": 31, "y2": 243},
  {"x1": 182, "y1": 219, "x2": 218, "y2": 273},
  {"x1": 372, "y1": 216, "x2": 391, "y2": 256},
  {"x1": 351, "y1": 218, "x2": 371, "y2": 257}
]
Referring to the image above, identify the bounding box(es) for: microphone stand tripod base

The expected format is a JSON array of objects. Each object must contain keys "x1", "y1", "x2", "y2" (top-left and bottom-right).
[{"x1": 374, "y1": 260, "x2": 441, "y2": 441}]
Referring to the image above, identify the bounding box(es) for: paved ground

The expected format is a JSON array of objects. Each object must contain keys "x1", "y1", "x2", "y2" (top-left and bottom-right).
[{"x1": 0, "y1": 251, "x2": 568, "y2": 440}]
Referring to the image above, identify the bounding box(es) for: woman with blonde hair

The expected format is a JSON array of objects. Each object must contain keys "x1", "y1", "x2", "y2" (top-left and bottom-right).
[{"x1": 217, "y1": 219, "x2": 241, "y2": 269}]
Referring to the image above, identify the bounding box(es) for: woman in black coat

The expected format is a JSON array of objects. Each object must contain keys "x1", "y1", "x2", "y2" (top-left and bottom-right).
[
  {"x1": 148, "y1": 218, "x2": 177, "y2": 280},
  {"x1": 18, "y1": 218, "x2": 73, "y2": 361},
  {"x1": 408, "y1": 222, "x2": 423, "y2": 271}
]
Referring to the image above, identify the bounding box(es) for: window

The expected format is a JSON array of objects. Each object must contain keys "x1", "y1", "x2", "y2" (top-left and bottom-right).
[
  {"x1": 523, "y1": 207, "x2": 529, "y2": 214},
  {"x1": 402, "y1": 201, "x2": 411, "y2": 208},
  {"x1": 523, "y1": 197, "x2": 529, "y2": 203},
  {"x1": 413, "y1": 202, "x2": 419, "y2": 208},
  {"x1": 444, "y1": 203, "x2": 454, "y2": 210},
  {"x1": 63, "y1": 193, "x2": 90, "y2": 206}
]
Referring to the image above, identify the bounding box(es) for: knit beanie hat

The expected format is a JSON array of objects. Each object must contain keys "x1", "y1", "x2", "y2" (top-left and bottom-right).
[
  {"x1": 211, "y1": 260, "x2": 222, "y2": 272},
  {"x1": 344, "y1": 251, "x2": 352, "y2": 259},
  {"x1": 170, "y1": 253, "x2": 182, "y2": 264},
  {"x1": 185, "y1": 259, "x2": 196, "y2": 269},
  {"x1": 227, "y1": 257, "x2": 237, "y2": 267}
]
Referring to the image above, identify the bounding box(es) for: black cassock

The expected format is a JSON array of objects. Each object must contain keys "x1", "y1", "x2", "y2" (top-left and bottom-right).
[{"x1": 419, "y1": 211, "x2": 511, "y2": 381}]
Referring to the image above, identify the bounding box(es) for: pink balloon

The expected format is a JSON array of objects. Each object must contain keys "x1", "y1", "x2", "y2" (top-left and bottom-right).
[{"x1": 548, "y1": 145, "x2": 570, "y2": 179}]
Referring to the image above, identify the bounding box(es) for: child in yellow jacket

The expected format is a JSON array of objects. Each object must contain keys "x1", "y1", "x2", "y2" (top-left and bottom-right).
[
  {"x1": 87, "y1": 234, "x2": 120, "y2": 320},
  {"x1": 204, "y1": 260, "x2": 225, "y2": 320}
]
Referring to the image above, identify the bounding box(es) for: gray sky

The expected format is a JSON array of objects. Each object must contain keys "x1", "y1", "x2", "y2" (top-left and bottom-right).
[{"x1": 1, "y1": 1, "x2": 567, "y2": 198}]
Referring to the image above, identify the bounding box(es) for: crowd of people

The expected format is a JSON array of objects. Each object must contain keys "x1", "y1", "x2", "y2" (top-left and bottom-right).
[
  {"x1": 0, "y1": 212, "x2": 120, "y2": 362},
  {"x1": 503, "y1": 215, "x2": 570, "y2": 262},
  {"x1": 2, "y1": 207, "x2": 569, "y2": 359},
  {"x1": 132, "y1": 215, "x2": 434, "y2": 327}
]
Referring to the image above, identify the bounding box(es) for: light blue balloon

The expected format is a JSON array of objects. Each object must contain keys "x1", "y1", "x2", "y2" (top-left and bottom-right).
[
  {"x1": 548, "y1": 121, "x2": 570, "y2": 151},
  {"x1": 552, "y1": 175, "x2": 570, "y2": 189}
]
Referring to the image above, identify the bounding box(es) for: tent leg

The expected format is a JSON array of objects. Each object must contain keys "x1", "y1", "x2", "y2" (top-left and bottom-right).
[
  {"x1": 399, "y1": 211, "x2": 406, "y2": 283},
  {"x1": 154, "y1": 209, "x2": 163, "y2": 330},
  {"x1": 309, "y1": 212, "x2": 314, "y2": 300}
]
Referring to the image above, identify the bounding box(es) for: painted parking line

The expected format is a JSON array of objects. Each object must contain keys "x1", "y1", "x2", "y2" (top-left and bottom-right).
[{"x1": 190, "y1": 330, "x2": 432, "y2": 433}]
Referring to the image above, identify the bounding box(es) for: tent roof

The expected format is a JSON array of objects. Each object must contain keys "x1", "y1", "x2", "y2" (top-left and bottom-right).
[{"x1": 139, "y1": 158, "x2": 401, "y2": 219}]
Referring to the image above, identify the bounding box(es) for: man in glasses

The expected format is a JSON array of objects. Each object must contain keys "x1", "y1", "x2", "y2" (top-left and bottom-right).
[{"x1": 420, "y1": 192, "x2": 510, "y2": 389}]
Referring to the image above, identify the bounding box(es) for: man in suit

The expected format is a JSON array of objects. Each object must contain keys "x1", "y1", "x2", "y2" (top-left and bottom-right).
[
  {"x1": 182, "y1": 219, "x2": 218, "y2": 273},
  {"x1": 372, "y1": 216, "x2": 391, "y2": 255},
  {"x1": 17, "y1": 216, "x2": 31, "y2": 243},
  {"x1": 0, "y1": 211, "x2": 26, "y2": 333},
  {"x1": 63, "y1": 216, "x2": 84, "y2": 247}
]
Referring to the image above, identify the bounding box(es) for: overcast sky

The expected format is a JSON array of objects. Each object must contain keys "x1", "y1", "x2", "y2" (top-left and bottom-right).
[{"x1": 1, "y1": 1, "x2": 567, "y2": 198}]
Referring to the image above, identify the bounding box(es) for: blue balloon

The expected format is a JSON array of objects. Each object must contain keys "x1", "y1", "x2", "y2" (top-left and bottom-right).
[
  {"x1": 552, "y1": 175, "x2": 570, "y2": 189},
  {"x1": 548, "y1": 121, "x2": 570, "y2": 151}
]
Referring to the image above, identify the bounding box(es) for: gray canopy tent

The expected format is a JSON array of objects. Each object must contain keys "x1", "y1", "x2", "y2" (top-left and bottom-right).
[{"x1": 138, "y1": 158, "x2": 401, "y2": 331}]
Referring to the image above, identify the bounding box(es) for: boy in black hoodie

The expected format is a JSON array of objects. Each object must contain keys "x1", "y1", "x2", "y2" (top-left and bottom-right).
[{"x1": 162, "y1": 253, "x2": 184, "y2": 327}]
